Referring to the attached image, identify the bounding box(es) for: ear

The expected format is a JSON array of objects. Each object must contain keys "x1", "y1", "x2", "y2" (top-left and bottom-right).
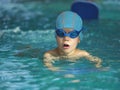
[
  {"x1": 55, "y1": 35, "x2": 58, "y2": 41},
  {"x1": 55, "y1": 35, "x2": 57, "y2": 40},
  {"x1": 78, "y1": 37, "x2": 80, "y2": 43}
]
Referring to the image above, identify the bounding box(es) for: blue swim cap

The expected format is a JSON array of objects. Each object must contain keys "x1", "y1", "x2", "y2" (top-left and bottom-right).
[{"x1": 56, "y1": 11, "x2": 83, "y2": 31}]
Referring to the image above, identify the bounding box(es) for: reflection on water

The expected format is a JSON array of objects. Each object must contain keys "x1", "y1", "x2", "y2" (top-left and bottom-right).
[{"x1": 0, "y1": 1, "x2": 120, "y2": 90}]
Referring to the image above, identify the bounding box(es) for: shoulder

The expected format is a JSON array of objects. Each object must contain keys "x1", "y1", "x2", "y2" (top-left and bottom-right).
[
  {"x1": 77, "y1": 49, "x2": 90, "y2": 57},
  {"x1": 43, "y1": 49, "x2": 58, "y2": 59},
  {"x1": 43, "y1": 49, "x2": 59, "y2": 63},
  {"x1": 44, "y1": 50, "x2": 53, "y2": 58},
  {"x1": 43, "y1": 50, "x2": 54, "y2": 63}
]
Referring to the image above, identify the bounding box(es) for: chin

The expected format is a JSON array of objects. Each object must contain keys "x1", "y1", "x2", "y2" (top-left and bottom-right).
[{"x1": 62, "y1": 49, "x2": 72, "y2": 55}]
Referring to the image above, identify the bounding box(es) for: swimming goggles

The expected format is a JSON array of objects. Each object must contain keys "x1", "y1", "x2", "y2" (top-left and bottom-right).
[{"x1": 55, "y1": 29, "x2": 81, "y2": 38}]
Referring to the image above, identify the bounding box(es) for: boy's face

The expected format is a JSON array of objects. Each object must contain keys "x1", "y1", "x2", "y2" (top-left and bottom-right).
[{"x1": 56, "y1": 28, "x2": 80, "y2": 55}]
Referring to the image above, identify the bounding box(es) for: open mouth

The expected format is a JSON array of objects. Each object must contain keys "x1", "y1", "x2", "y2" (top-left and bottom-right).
[{"x1": 63, "y1": 44, "x2": 70, "y2": 49}]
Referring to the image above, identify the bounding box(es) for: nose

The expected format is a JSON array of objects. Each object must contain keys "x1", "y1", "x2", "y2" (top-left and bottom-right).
[{"x1": 63, "y1": 36, "x2": 70, "y2": 41}]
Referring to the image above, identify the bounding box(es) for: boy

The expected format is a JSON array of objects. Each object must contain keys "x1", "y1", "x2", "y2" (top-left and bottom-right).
[{"x1": 44, "y1": 11, "x2": 102, "y2": 71}]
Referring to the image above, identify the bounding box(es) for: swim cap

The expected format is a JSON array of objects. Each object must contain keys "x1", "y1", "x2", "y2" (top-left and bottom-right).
[{"x1": 56, "y1": 11, "x2": 83, "y2": 31}]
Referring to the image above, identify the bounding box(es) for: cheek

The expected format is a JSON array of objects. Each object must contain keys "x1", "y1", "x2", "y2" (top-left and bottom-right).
[
  {"x1": 76, "y1": 38, "x2": 80, "y2": 43},
  {"x1": 56, "y1": 37, "x2": 63, "y2": 45},
  {"x1": 72, "y1": 38, "x2": 80, "y2": 46}
]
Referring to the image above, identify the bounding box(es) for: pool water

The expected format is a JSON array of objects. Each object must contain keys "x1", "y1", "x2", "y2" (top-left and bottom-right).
[{"x1": 0, "y1": 1, "x2": 120, "y2": 90}]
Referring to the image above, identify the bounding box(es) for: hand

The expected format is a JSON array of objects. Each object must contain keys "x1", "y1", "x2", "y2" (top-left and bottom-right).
[
  {"x1": 95, "y1": 60, "x2": 102, "y2": 68},
  {"x1": 95, "y1": 58, "x2": 102, "y2": 68},
  {"x1": 49, "y1": 66, "x2": 60, "y2": 71},
  {"x1": 95, "y1": 63, "x2": 102, "y2": 68}
]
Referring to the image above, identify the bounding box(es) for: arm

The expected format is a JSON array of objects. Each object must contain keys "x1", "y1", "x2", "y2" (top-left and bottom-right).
[
  {"x1": 43, "y1": 53, "x2": 60, "y2": 71},
  {"x1": 84, "y1": 52, "x2": 102, "y2": 68}
]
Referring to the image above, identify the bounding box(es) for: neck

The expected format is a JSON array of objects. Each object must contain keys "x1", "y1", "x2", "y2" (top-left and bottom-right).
[{"x1": 56, "y1": 47, "x2": 76, "y2": 57}]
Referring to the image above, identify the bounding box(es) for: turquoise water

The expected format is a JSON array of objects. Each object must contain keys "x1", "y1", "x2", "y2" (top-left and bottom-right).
[{"x1": 0, "y1": 1, "x2": 120, "y2": 90}]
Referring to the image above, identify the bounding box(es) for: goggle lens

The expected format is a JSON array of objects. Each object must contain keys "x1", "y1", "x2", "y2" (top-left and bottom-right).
[{"x1": 56, "y1": 29, "x2": 80, "y2": 38}]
